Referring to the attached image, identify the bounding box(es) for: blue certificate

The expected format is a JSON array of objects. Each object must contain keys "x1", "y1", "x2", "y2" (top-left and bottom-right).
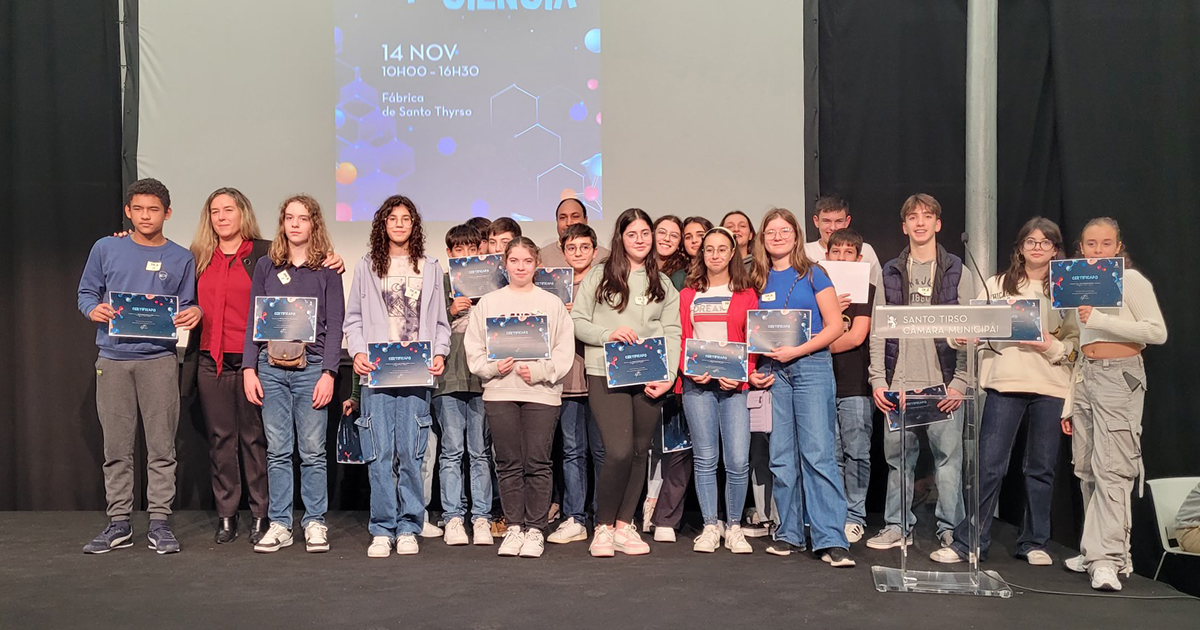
[
  {"x1": 971, "y1": 298, "x2": 1043, "y2": 342},
  {"x1": 108, "y1": 292, "x2": 178, "y2": 339},
  {"x1": 367, "y1": 341, "x2": 434, "y2": 388},
  {"x1": 604, "y1": 337, "x2": 669, "y2": 387},
  {"x1": 449, "y1": 254, "x2": 507, "y2": 298},
  {"x1": 662, "y1": 407, "x2": 692, "y2": 453},
  {"x1": 486, "y1": 315, "x2": 551, "y2": 360},
  {"x1": 534, "y1": 267, "x2": 574, "y2": 303},
  {"x1": 745, "y1": 309, "x2": 811, "y2": 353},
  {"x1": 884, "y1": 385, "x2": 953, "y2": 432},
  {"x1": 253, "y1": 296, "x2": 318, "y2": 343},
  {"x1": 1050, "y1": 258, "x2": 1124, "y2": 308},
  {"x1": 683, "y1": 339, "x2": 749, "y2": 382}
]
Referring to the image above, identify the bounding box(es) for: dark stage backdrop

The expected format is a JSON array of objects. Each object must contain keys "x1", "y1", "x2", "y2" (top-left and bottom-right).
[{"x1": 818, "y1": 0, "x2": 1199, "y2": 579}]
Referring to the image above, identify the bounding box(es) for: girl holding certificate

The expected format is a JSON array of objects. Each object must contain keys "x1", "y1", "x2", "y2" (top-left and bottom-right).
[
  {"x1": 343, "y1": 195, "x2": 451, "y2": 558},
  {"x1": 241, "y1": 195, "x2": 344, "y2": 554},
  {"x1": 465, "y1": 238, "x2": 575, "y2": 558},
  {"x1": 679, "y1": 227, "x2": 759, "y2": 554},
  {"x1": 749, "y1": 208, "x2": 853, "y2": 567},
  {"x1": 1062, "y1": 218, "x2": 1167, "y2": 591},
  {"x1": 572, "y1": 208, "x2": 682, "y2": 557},
  {"x1": 930, "y1": 217, "x2": 1079, "y2": 567}
]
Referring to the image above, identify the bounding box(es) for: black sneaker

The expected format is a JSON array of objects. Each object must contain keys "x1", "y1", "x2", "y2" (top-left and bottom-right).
[
  {"x1": 820, "y1": 547, "x2": 856, "y2": 568},
  {"x1": 83, "y1": 521, "x2": 134, "y2": 554},
  {"x1": 766, "y1": 541, "x2": 804, "y2": 557},
  {"x1": 147, "y1": 522, "x2": 181, "y2": 554}
]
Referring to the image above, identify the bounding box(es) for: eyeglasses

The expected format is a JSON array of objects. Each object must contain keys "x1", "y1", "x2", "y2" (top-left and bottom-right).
[
  {"x1": 655, "y1": 230, "x2": 680, "y2": 242},
  {"x1": 564, "y1": 244, "x2": 593, "y2": 255},
  {"x1": 1022, "y1": 238, "x2": 1055, "y2": 251},
  {"x1": 389, "y1": 215, "x2": 414, "y2": 227},
  {"x1": 703, "y1": 246, "x2": 732, "y2": 256},
  {"x1": 764, "y1": 228, "x2": 795, "y2": 239}
]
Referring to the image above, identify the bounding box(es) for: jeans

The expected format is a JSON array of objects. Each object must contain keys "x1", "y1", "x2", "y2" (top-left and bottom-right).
[
  {"x1": 883, "y1": 399, "x2": 964, "y2": 536},
  {"x1": 682, "y1": 380, "x2": 750, "y2": 527},
  {"x1": 559, "y1": 397, "x2": 605, "y2": 524},
  {"x1": 361, "y1": 386, "x2": 432, "y2": 539},
  {"x1": 485, "y1": 401, "x2": 560, "y2": 531},
  {"x1": 950, "y1": 390, "x2": 1063, "y2": 559},
  {"x1": 258, "y1": 354, "x2": 328, "y2": 529},
  {"x1": 767, "y1": 351, "x2": 848, "y2": 550},
  {"x1": 433, "y1": 393, "x2": 492, "y2": 523},
  {"x1": 834, "y1": 396, "x2": 873, "y2": 527}
]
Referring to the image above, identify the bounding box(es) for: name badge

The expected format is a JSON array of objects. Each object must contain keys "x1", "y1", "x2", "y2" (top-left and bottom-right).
[
  {"x1": 277, "y1": 270, "x2": 291, "y2": 285},
  {"x1": 761, "y1": 292, "x2": 776, "y2": 302},
  {"x1": 146, "y1": 261, "x2": 162, "y2": 272},
  {"x1": 405, "y1": 284, "x2": 421, "y2": 301},
  {"x1": 634, "y1": 295, "x2": 648, "y2": 306},
  {"x1": 916, "y1": 286, "x2": 932, "y2": 297}
]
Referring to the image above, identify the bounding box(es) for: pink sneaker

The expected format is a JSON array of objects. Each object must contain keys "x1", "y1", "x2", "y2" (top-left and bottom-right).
[
  {"x1": 590, "y1": 524, "x2": 615, "y2": 558},
  {"x1": 614, "y1": 523, "x2": 650, "y2": 555}
]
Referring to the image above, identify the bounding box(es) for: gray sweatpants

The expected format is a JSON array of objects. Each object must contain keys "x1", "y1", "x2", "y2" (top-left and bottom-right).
[
  {"x1": 1072, "y1": 355, "x2": 1146, "y2": 574},
  {"x1": 95, "y1": 355, "x2": 180, "y2": 521}
]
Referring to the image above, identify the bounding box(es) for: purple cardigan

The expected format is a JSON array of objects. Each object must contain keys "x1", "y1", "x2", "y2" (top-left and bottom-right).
[{"x1": 343, "y1": 254, "x2": 452, "y2": 361}]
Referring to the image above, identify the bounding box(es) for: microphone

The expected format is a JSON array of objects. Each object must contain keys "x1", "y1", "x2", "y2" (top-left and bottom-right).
[{"x1": 961, "y1": 232, "x2": 991, "y2": 304}]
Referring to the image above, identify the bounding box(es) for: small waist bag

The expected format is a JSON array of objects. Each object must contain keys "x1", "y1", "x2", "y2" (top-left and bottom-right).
[{"x1": 266, "y1": 341, "x2": 308, "y2": 369}]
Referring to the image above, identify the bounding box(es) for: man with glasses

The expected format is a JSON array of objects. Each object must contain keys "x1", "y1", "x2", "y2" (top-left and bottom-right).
[{"x1": 540, "y1": 198, "x2": 609, "y2": 267}]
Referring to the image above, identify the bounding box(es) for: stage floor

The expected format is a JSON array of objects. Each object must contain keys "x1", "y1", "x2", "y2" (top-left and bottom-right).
[{"x1": 2, "y1": 511, "x2": 1196, "y2": 629}]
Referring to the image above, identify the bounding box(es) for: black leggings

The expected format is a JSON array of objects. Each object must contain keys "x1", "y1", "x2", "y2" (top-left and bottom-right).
[
  {"x1": 484, "y1": 401, "x2": 560, "y2": 532},
  {"x1": 587, "y1": 376, "x2": 666, "y2": 526}
]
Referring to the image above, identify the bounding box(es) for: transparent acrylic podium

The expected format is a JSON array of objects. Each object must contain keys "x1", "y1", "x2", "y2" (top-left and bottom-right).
[{"x1": 870, "y1": 305, "x2": 1014, "y2": 598}]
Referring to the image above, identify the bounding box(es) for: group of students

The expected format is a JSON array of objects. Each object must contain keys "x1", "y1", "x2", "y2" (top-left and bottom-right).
[{"x1": 77, "y1": 179, "x2": 1167, "y2": 591}]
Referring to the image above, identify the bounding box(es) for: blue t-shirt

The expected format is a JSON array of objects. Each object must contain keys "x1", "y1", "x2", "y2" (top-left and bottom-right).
[{"x1": 757, "y1": 265, "x2": 834, "y2": 336}]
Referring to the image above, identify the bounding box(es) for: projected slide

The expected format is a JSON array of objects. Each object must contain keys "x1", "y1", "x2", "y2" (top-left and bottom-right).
[{"x1": 334, "y1": 0, "x2": 602, "y2": 223}]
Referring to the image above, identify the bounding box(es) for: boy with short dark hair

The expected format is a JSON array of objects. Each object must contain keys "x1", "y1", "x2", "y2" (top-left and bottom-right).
[
  {"x1": 465, "y1": 217, "x2": 492, "y2": 253},
  {"x1": 487, "y1": 217, "x2": 522, "y2": 254},
  {"x1": 77, "y1": 178, "x2": 201, "y2": 554},
  {"x1": 805, "y1": 195, "x2": 883, "y2": 291}
]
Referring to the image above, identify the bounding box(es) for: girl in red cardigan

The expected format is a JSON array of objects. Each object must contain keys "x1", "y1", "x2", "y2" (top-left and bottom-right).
[{"x1": 679, "y1": 227, "x2": 761, "y2": 554}]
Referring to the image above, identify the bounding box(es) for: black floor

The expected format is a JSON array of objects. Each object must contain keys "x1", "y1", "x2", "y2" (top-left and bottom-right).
[{"x1": 2, "y1": 511, "x2": 1196, "y2": 629}]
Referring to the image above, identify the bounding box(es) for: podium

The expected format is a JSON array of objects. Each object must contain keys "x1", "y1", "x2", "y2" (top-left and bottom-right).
[{"x1": 870, "y1": 305, "x2": 1014, "y2": 598}]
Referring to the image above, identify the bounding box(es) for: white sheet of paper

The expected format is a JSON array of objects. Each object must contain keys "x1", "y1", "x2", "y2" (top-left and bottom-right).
[{"x1": 819, "y1": 260, "x2": 871, "y2": 304}]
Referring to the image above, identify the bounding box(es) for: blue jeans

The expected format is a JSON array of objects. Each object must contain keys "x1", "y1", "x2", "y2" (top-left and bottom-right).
[
  {"x1": 258, "y1": 353, "x2": 328, "y2": 529},
  {"x1": 834, "y1": 396, "x2": 873, "y2": 527},
  {"x1": 682, "y1": 380, "x2": 750, "y2": 526},
  {"x1": 361, "y1": 386, "x2": 432, "y2": 539},
  {"x1": 432, "y1": 393, "x2": 492, "y2": 523},
  {"x1": 560, "y1": 396, "x2": 605, "y2": 524},
  {"x1": 951, "y1": 390, "x2": 1063, "y2": 559},
  {"x1": 883, "y1": 400, "x2": 964, "y2": 536},
  {"x1": 767, "y1": 351, "x2": 848, "y2": 550}
]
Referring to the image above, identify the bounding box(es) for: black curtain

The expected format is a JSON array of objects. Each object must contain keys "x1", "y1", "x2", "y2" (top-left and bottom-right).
[{"x1": 0, "y1": 0, "x2": 125, "y2": 509}]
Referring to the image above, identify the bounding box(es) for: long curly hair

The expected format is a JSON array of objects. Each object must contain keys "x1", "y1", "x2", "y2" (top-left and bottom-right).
[
  {"x1": 268, "y1": 194, "x2": 332, "y2": 270},
  {"x1": 369, "y1": 195, "x2": 425, "y2": 278},
  {"x1": 596, "y1": 208, "x2": 666, "y2": 312}
]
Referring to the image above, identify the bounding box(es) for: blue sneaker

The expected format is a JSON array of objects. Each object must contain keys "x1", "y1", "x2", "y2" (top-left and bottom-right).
[
  {"x1": 147, "y1": 522, "x2": 181, "y2": 554},
  {"x1": 83, "y1": 521, "x2": 134, "y2": 554}
]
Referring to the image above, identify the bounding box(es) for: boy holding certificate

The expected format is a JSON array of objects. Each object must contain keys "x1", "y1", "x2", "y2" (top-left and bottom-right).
[
  {"x1": 867, "y1": 194, "x2": 973, "y2": 552},
  {"x1": 824, "y1": 228, "x2": 877, "y2": 545},
  {"x1": 77, "y1": 178, "x2": 201, "y2": 554}
]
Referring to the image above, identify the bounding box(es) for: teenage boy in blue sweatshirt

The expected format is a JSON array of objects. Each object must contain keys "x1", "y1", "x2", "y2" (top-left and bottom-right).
[{"x1": 77, "y1": 178, "x2": 201, "y2": 554}]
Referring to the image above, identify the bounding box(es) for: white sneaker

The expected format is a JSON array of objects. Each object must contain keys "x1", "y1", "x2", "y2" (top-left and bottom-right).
[
  {"x1": 473, "y1": 519, "x2": 494, "y2": 546},
  {"x1": 395, "y1": 534, "x2": 419, "y2": 555},
  {"x1": 367, "y1": 536, "x2": 392, "y2": 558},
  {"x1": 653, "y1": 527, "x2": 677, "y2": 543},
  {"x1": 1090, "y1": 565, "x2": 1122, "y2": 592},
  {"x1": 693, "y1": 524, "x2": 721, "y2": 553},
  {"x1": 1063, "y1": 554, "x2": 1086, "y2": 573},
  {"x1": 1026, "y1": 549, "x2": 1052, "y2": 566},
  {"x1": 929, "y1": 547, "x2": 965, "y2": 564},
  {"x1": 498, "y1": 525, "x2": 524, "y2": 556},
  {"x1": 844, "y1": 522, "x2": 864, "y2": 544},
  {"x1": 519, "y1": 529, "x2": 545, "y2": 558},
  {"x1": 724, "y1": 525, "x2": 753, "y2": 554},
  {"x1": 253, "y1": 522, "x2": 293, "y2": 553},
  {"x1": 589, "y1": 525, "x2": 615, "y2": 558},
  {"x1": 865, "y1": 528, "x2": 911, "y2": 550},
  {"x1": 548, "y1": 517, "x2": 588, "y2": 544},
  {"x1": 614, "y1": 523, "x2": 650, "y2": 555},
  {"x1": 304, "y1": 522, "x2": 329, "y2": 553},
  {"x1": 420, "y1": 521, "x2": 443, "y2": 538},
  {"x1": 443, "y1": 517, "x2": 469, "y2": 546}
]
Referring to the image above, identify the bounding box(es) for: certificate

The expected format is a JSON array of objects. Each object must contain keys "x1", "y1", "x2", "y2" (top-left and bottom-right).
[
  {"x1": 367, "y1": 341, "x2": 434, "y2": 388},
  {"x1": 604, "y1": 336, "x2": 669, "y2": 387},
  {"x1": 819, "y1": 260, "x2": 871, "y2": 304},
  {"x1": 884, "y1": 385, "x2": 953, "y2": 432},
  {"x1": 661, "y1": 407, "x2": 692, "y2": 453},
  {"x1": 971, "y1": 298, "x2": 1043, "y2": 342},
  {"x1": 108, "y1": 292, "x2": 178, "y2": 339},
  {"x1": 449, "y1": 254, "x2": 507, "y2": 298},
  {"x1": 683, "y1": 339, "x2": 749, "y2": 382},
  {"x1": 533, "y1": 267, "x2": 574, "y2": 303},
  {"x1": 486, "y1": 315, "x2": 551, "y2": 360},
  {"x1": 253, "y1": 296, "x2": 318, "y2": 343},
  {"x1": 1050, "y1": 258, "x2": 1124, "y2": 308},
  {"x1": 746, "y1": 309, "x2": 811, "y2": 353}
]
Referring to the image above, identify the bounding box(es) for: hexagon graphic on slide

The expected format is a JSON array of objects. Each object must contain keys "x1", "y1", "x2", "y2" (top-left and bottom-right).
[
  {"x1": 378, "y1": 139, "x2": 415, "y2": 179},
  {"x1": 490, "y1": 85, "x2": 538, "y2": 138},
  {"x1": 353, "y1": 170, "x2": 400, "y2": 212},
  {"x1": 341, "y1": 141, "x2": 382, "y2": 177},
  {"x1": 538, "y1": 86, "x2": 589, "y2": 134},
  {"x1": 514, "y1": 124, "x2": 562, "y2": 167},
  {"x1": 340, "y1": 78, "x2": 379, "y2": 113},
  {"x1": 537, "y1": 164, "x2": 585, "y2": 209},
  {"x1": 357, "y1": 109, "x2": 396, "y2": 148}
]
